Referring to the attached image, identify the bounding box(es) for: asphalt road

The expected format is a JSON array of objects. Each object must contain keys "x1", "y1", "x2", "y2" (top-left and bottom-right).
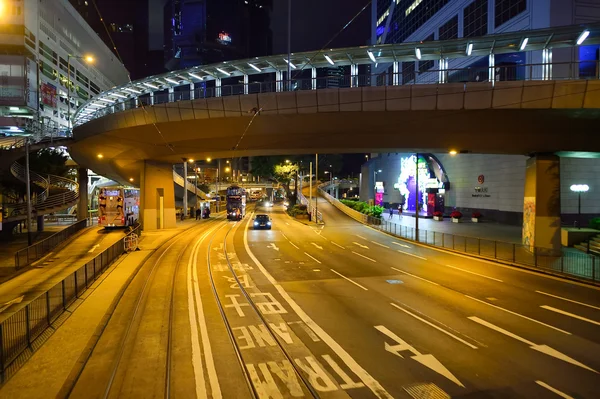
[
  {"x1": 34, "y1": 200, "x2": 600, "y2": 399},
  {"x1": 241, "y1": 199, "x2": 600, "y2": 398}
]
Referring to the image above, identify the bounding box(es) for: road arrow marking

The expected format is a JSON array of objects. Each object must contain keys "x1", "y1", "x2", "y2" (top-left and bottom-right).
[
  {"x1": 392, "y1": 242, "x2": 411, "y2": 248},
  {"x1": 353, "y1": 242, "x2": 369, "y2": 249},
  {"x1": 468, "y1": 316, "x2": 597, "y2": 373},
  {"x1": 311, "y1": 242, "x2": 323, "y2": 250},
  {"x1": 375, "y1": 325, "x2": 464, "y2": 387},
  {"x1": 267, "y1": 243, "x2": 279, "y2": 251},
  {"x1": 88, "y1": 244, "x2": 100, "y2": 253},
  {"x1": 0, "y1": 295, "x2": 24, "y2": 313}
]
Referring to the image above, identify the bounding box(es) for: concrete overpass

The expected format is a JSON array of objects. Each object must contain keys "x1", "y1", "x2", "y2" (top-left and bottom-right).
[{"x1": 68, "y1": 23, "x2": 600, "y2": 252}]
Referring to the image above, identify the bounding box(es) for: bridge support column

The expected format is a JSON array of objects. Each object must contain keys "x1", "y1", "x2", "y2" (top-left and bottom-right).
[
  {"x1": 393, "y1": 62, "x2": 399, "y2": 85},
  {"x1": 77, "y1": 167, "x2": 88, "y2": 224},
  {"x1": 140, "y1": 161, "x2": 176, "y2": 230},
  {"x1": 216, "y1": 78, "x2": 222, "y2": 97},
  {"x1": 522, "y1": 154, "x2": 561, "y2": 254},
  {"x1": 37, "y1": 215, "x2": 44, "y2": 232},
  {"x1": 351, "y1": 64, "x2": 358, "y2": 87},
  {"x1": 276, "y1": 71, "x2": 283, "y2": 92},
  {"x1": 542, "y1": 48, "x2": 552, "y2": 80},
  {"x1": 488, "y1": 53, "x2": 495, "y2": 85},
  {"x1": 438, "y1": 57, "x2": 448, "y2": 84},
  {"x1": 311, "y1": 67, "x2": 317, "y2": 90},
  {"x1": 335, "y1": 186, "x2": 339, "y2": 199},
  {"x1": 168, "y1": 86, "x2": 174, "y2": 102},
  {"x1": 243, "y1": 74, "x2": 248, "y2": 95},
  {"x1": 149, "y1": 91, "x2": 155, "y2": 105},
  {"x1": 190, "y1": 83, "x2": 195, "y2": 100}
]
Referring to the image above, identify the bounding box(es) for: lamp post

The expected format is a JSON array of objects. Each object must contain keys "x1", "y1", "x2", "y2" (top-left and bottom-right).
[
  {"x1": 570, "y1": 184, "x2": 589, "y2": 229},
  {"x1": 67, "y1": 54, "x2": 94, "y2": 134}
]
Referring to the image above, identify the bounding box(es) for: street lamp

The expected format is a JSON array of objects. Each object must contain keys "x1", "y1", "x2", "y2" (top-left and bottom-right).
[
  {"x1": 373, "y1": 169, "x2": 382, "y2": 205},
  {"x1": 570, "y1": 184, "x2": 589, "y2": 229},
  {"x1": 67, "y1": 54, "x2": 94, "y2": 134}
]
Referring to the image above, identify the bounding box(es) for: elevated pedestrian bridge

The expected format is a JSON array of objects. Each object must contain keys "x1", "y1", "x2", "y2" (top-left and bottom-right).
[{"x1": 67, "y1": 23, "x2": 600, "y2": 233}]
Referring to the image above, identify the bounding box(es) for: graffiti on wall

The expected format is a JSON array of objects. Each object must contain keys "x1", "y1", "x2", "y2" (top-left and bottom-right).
[{"x1": 522, "y1": 197, "x2": 536, "y2": 250}]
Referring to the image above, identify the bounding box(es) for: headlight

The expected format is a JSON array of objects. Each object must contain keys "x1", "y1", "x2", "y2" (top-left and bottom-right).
[
  {"x1": 267, "y1": 222, "x2": 271, "y2": 225},
  {"x1": 254, "y1": 222, "x2": 259, "y2": 225}
]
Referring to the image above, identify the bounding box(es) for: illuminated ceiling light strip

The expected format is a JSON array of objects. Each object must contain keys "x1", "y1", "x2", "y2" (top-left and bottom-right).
[
  {"x1": 248, "y1": 63, "x2": 261, "y2": 72},
  {"x1": 466, "y1": 42, "x2": 473, "y2": 56},
  {"x1": 415, "y1": 47, "x2": 422, "y2": 60},
  {"x1": 324, "y1": 54, "x2": 335, "y2": 65},
  {"x1": 520, "y1": 37, "x2": 529, "y2": 51},
  {"x1": 189, "y1": 72, "x2": 204, "y2": 80},
  {"x1": 577, "y1": 30, "x2": 590, "y2": 45},
  {"x1": 216, "y1": 67, "x2": 231, "y2": 76},
  {"x1": 165, "y1": 77, "x2": 179, "y2": 84},
  {"x1": 124, "y1": 87, "x2": 141, "y2": 94},
  {"x1": 143, "y1": 82, "x2": 158, "y2": 89},
  {"x1": 283, "y1": 58, "x2": 296, "y2": 69},
  {"x1": 367, "y1": 50, "x2": 376, "y2": 63},
  {"x1": 111, "y1": 93, "x2": 127, "y2": 98},
  {"x1": 98, "y1": 98, "x2": 114, "y2": 103}
]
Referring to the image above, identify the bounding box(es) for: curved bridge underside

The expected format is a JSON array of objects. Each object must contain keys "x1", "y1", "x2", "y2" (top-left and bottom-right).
[{"x1": 70, "y1": 82, "x2": 600, "y2": 184}]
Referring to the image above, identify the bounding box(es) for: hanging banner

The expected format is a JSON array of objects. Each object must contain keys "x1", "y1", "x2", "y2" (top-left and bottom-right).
[
  {"x1": 25, "y1": 58, "x2": 38, "y2": 110},
  {"x1": 41, "y1": 83, "x2": 57, "y2": 107}
]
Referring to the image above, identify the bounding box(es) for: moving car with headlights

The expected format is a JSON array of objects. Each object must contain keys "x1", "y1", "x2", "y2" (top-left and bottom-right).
[{"x1": 253, "y1": 214, "x2": 272, "y2": 230}]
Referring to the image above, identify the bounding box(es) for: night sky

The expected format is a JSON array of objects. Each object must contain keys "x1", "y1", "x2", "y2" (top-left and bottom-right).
[{"x1": 270, "y1": 0, "x2": 371, "y2": 54}]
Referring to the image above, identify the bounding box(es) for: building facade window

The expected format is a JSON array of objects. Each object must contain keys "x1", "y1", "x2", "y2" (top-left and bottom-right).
[
  {"x1": 463, "y1": 0, "x2": 488, "y2": 38},
  {"x1": 495, "y1": 0, "x2": 526, "y2": 28},
  {"x1": 438, "y1": 15, "x2": 458, "y2": 40},
  {"x1": 403, "y1": 61, "x2": 415, "y2": 84}
]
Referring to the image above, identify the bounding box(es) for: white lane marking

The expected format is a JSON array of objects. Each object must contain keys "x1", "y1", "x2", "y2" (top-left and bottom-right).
[
  {"x1": 391, "y1": 267, "x2": 439, "y2": 286},
  {"x1": 371, "y1": 241, "x2": 390, "y2": 249},
  {"x1": 375, "y1": 325, "x2": 463, "y2": 388},
  {"x1": 188, "y1": 225, "x2": 224, "y2": 399},
  {"x1": 536, "y1": 291, "x2": 600, "y2": 311},
  {"x1": 311, "y1": 242, "x2": 323, "y2": 250},
  {"x1": 304, "y1": 252, "x2": 322, "y2": 264},
  {"x1": 468, "y1": 316, "x2": 597, "y2": 373},
  {"x1": 355, "y1": 234, "x2": 368, "y2": 240},
  {"x1": 288, "y1": 241, "x2": 299, "y2": 250},
  {"x1": 445, "y1": 264, "x2": 503, "y2": 282},
  {"x1": 0, "y1": 295, "x2": 24, "y2": 313},
  {"x1": 351, "y1": 251, "x2": 377, "y2": 263},
  {"x1": 331, "y1": 269, "x2": 369, "y2": 291},
  {"x1": 396, "y1": 250, "x2": 427, "y2": 261},
  {"x1": 392, "y1": 242, "x2": 411, "y2": 249},
  {"x1": 535, "y1": 381, "x2": 574, "y2": 399},
  {"x1": 353, "y1": 242, "x2": 369, "y2": 249},
  {"x1": 465, "y1": 295, "x2": 571, "y2": 335},
  {"x1": 331, "y1": 241, "x2": 346, "y2": 250},
  {"x1": 541, "y1": 305, "x2": 600, "y2": 326},
  {"x1": 390, "y1": 303, "x2": 477, "y2": 349},
  {"x1": 243, "y1": 219, "x2": 393, "y2": 399},
  {"x1": 88, "y1": 244, "x2": 100, "y2": 253},
  {"x1": 281, "y1": 233, "x2": 289, "y2": 240},
  {"x1": 267, "y1": 243, "x2": 279, "y2": 251},
  {"x1": 285, "y1": 222, "x2": 290, "y2": 226}
]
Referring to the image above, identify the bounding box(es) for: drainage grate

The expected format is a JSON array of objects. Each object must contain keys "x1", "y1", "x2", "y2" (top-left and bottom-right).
[{"x1": 403, "y1": 382, "x2": 450, "y2": 399}]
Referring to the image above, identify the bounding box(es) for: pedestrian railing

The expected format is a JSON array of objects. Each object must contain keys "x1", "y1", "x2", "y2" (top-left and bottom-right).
[
  {"x1": 318, "y1": 189, "x2": 599, "y2": 283},
  {"x1": 297, "y1": 182, "x2": 322, "y2": 223},
  {"x1": 0, "y1": 226, "x2": 140, "y2": 383},
  {"x1": 14, "y1": 219, "x2": 88, "y2": 269}
]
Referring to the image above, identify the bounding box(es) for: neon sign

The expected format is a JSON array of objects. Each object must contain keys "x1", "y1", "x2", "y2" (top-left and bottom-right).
[{"x1": 218, "y1": 32, "x2": 232, "y2": 45}]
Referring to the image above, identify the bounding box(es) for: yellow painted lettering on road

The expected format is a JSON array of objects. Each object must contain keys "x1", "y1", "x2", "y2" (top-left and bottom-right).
[
  {"x1": 294, "y1": 356, "x2": 337, "y2": 392},
  {"x1": 233, "y1": 326, "x2": 255, "y2": 350},
  {"x1": 322, "y1": 354, "x2": 365, "y2": 390},
  {"x1": 270, "y1": 322, "x2": 294, "y2": 344},
  {"x1": 247, "y1": 363, "x2": 284, "y2": 399},
  {"x1": 251, "y1": 292, "x2": 288, "y2": 315},
  {"x1": 267, "y1": 361, "x2": 304, "y2": 397},
  {"x1": 249, "y1": 325, "x2": 277, "y2": 347}
]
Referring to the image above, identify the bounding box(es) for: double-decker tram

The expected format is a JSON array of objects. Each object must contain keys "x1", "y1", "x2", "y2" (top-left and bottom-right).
[
  {"x1": 226, "y1": 185, "x2": 246, "y2": 220},
  {"x1": 96, "y1": 186, "x2": 140, "y2": 229}
]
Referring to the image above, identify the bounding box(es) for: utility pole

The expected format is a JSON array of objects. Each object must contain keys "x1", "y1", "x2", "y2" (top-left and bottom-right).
[
  {"x1": 25, "y1": 138, "x2": 33, "y2": 245},
  {"x1": 315, "y1": 153, "x2": 318, "y2": 221},
  {"x1": 217, "y1": 159, "x2": 221, "y2": 212},
  {"x1": 287, "y1": 0, "x2": 292, "y2": 91}
]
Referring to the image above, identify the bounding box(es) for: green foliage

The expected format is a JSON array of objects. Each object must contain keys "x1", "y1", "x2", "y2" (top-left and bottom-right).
[
  {"x1": 340, "y1": 199, "x2": 384, "y2": 219},
  {"x1": 589, "y1": 217, "x2": 600, "y2": 230},
  {"x1": 23, "y1": 148, "x2": 70, "y2": 177},
  {"x1": 287, "y1": 204, "x2": 308, "y2": 217}
]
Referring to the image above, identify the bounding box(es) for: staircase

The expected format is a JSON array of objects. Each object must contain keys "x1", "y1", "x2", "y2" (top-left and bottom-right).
[
  {"x1": 575, "y1": 234, "x2": 600, "y2": 256},
  {"x1": 3, "y1": 161, "x2": 79, "y2": 222}
]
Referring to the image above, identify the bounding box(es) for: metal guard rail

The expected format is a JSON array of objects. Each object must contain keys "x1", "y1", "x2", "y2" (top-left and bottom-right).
[
  {"x1": 319, "y1": 190, "x2": 598, "y2": 283},
  {"x1": 1, "y1": 225, "x2": 142, "y2": 383}
]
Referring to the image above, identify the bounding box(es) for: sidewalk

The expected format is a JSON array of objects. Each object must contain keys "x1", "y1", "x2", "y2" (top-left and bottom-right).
[{"x1": 0, "y1": 219, "x2": 200, "y2": 398}]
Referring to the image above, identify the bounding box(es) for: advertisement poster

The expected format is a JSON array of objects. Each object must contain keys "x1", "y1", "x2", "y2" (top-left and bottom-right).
[
  {"x1": 522, "y1": 197, "x2": 536, "y2": 251},
  {"x1": 26, "y1": 57, "x2": 38, "y2": 110},
  {"x1": 41, "y1": 83, "x2": 57, "y2": 107}
]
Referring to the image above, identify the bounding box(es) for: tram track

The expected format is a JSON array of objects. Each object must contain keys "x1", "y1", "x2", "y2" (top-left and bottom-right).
[{"x1": 206, "y1": 220, "x2": 320, "y2": 399}]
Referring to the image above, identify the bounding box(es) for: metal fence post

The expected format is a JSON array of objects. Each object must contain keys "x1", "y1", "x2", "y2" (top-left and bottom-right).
[
  {"x1": 46, "y1": 291, "x2": 51, "y2": 325},
  {"x1": 74, "y1": 270, "x2": 79, "y2": 297},
  {"x1": 442, "y1": 233, "x2": 444, "y2": 248},
  {"x1": 0, "y1": 324, "x2": 4, "y2": 381},
  {"x1": 534, "y1": 247, "x2": 538, "y2": 267},
  {"x1": 25, "y1": 306, "x2": 31, "y2": 347},
  {"x1": 494, "y1": 241, "x2": 497, "y2": 259},
  {"x1": 478, "y1": 238, "x2": 481, "y2": 255},
  {"x1": 452, "y1": 234, "x2": 455, "y2": 249},
  {"x1": 62, "y1": 280, "x2": 66, "y2": 309},
  {"x1": 512, "y1": 244, "x2": 516, "y2": 263},
  {"x1": 593, "y1": 256, "x2": 596, "y2": 281}
]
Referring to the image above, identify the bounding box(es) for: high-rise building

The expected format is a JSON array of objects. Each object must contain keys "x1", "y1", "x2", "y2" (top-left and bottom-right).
[
  {"x1": 164, "y1": 0, "x2": 273, "y2": 70},
  {"x1": 0, "y1": 0, "x2": 129, "y2": 137}
]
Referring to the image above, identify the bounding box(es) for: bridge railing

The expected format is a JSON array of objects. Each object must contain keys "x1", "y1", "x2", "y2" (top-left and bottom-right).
[{"x1": 75, "y1": 60, "x2": 599, "y2": 126}]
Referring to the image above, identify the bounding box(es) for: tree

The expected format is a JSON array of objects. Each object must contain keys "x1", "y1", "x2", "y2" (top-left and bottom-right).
[
  {"x1": 26, "y1": 148, "x2": 70, "y2": 178},
  {"x1": 273, "y1": 163, "x2": 299, "y2": 203}
]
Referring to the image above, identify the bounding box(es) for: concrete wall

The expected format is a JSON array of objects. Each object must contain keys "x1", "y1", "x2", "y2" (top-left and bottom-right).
[{"x1": 561, "y1": 157, "x2": 600, "y2": 226}]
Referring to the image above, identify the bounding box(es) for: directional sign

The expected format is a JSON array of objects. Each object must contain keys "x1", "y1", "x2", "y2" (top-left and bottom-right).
[
  {"x1": 267, "y1": 243, "x2": 280, "y2": 251},
  {"x1": 311, "y1": 243, "x2": 323, "y2": 250},
  {"x1": 469, "y1": 316, "x2": 598, "y2": 373},
  {"x1": 375, "y1": 325, "x2": 464, "y2": 387},
  {"x1": 353, "y1": 242, "x2": 369, "y2": 249}
]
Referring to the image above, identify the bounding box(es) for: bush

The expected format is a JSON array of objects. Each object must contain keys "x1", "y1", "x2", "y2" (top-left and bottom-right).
[
  {"x1": 340, "y1": 199, "x2": 384, "y2": 219},
  {"x1": 450, "y1": 211, "x2": 463, "y2": 219},
  {"x1": 589, "y1": 217, "x2": 600, "y2": 230},
  {"x1": 472, "y1": 211, "x2": 482, "y2": 218},
  {"x1": 287, "y1": 204, "x2": 308, "y2": 217},
  {"x1": 433, "y1": 211, "x2": 444, "y2": 217}
]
